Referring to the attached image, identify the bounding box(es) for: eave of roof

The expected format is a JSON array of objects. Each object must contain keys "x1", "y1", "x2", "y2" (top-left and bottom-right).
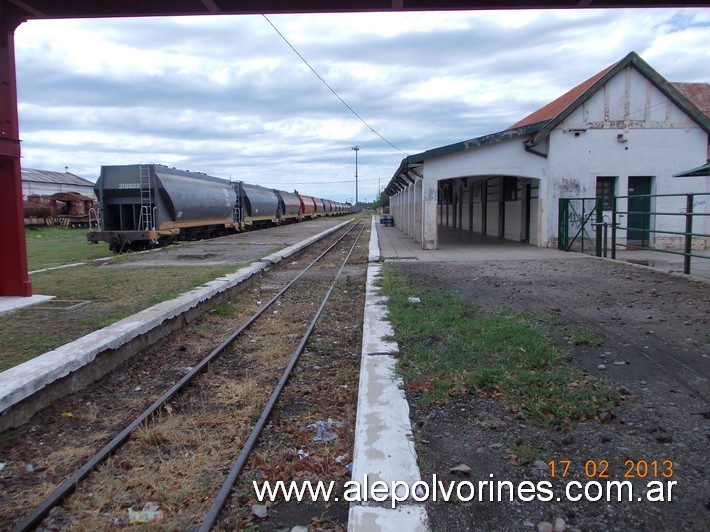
[
  {"x1": 386, "y1": 122, "x2": 550, "y2": 194},
  {"x1": 385, "y1": 123, "x2": 545, "y2": 195},
  {"x1": 413, "y1": 122, "x2": 546, "y2": 165}
]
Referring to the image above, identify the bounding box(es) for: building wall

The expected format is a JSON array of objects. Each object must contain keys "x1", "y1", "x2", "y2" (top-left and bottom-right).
[{"x1": 424, "y1": 138, "x2": 548, "y2": 182}]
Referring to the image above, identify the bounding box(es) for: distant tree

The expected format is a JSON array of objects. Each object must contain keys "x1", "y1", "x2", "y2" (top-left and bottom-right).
[{"x1": 372, "y1": 191, "x2": 390, "y2": 210}]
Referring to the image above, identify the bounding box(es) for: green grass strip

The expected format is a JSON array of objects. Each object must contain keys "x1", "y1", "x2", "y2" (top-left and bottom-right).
[
  {"x1": 0, "y1": 264, "x2": 236, "y2": 372},
  {"x1": 379, "y1": 266, "x2": 618, "y2": 429},
  {"x1": 25, "y1": 227, "x2": 111, "y2": 270}
]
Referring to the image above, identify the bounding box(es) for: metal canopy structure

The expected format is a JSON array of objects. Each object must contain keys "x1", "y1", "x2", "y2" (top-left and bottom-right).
[
  {"x1": 1, "y1": 0, "x2": 709, "y2": 296},
  {"x1": 4, "y1": 1, "x2": 709, "y2": 20}
]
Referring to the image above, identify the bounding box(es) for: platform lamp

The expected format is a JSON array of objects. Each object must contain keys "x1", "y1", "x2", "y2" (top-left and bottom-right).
[{"x1": 351, "y1": 146, "x2": 359, "y2": 206}]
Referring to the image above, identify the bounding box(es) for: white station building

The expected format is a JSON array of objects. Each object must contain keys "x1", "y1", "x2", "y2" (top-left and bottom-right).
[{"x1": 385, "y1": 52, "x2": 710, "y2": 252}]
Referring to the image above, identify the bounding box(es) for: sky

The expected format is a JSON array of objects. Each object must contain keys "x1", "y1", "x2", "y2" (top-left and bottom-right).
[{"x1": 13, "y1": 8, "x2": 710, "y2": 203}]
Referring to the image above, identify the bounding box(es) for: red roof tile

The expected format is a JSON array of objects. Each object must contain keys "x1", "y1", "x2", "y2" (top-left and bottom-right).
[
  {"x1": 673, "y1": 82, "x2": 710, "y2": 119},
  {"x1": 507, "y1": 61, "x2": 618, "y2": 130}
]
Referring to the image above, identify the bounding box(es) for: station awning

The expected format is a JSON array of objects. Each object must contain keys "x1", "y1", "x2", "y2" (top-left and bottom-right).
[{"x1": 673, "y1": 163, "x2": 710, "y2": 177}]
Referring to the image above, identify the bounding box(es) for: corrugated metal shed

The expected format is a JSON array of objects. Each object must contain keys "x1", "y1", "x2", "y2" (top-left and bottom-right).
[{"x1": 21, "y1": 168, "x2": 94, "y2": 187}]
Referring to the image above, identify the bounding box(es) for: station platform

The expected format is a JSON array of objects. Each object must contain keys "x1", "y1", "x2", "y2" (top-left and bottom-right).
[
  {"x1": 376, "y1": 224, "x2": 710, "y2": 279},
  {"x1": 377, "y1": 224, "x2": 579, "y2": 262}
]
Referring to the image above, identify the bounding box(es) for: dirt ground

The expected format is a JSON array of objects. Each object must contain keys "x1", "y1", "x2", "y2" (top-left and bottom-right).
[{"x1": 392, "y1": 257, "x2": 709, "y2": 532}]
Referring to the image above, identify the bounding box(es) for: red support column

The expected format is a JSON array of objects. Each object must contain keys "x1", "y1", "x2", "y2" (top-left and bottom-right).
[{"x1": 0, "y1": 15, "x2": 31, "y2": 296}]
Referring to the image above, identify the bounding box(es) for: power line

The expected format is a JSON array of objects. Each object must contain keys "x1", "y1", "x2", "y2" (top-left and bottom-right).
[
  {"x1": 262, "y1": 15, "x2": 408, "y2": 156},
  {"x1": 261, "y1": 176, "x2": 384, "y2": 186}
]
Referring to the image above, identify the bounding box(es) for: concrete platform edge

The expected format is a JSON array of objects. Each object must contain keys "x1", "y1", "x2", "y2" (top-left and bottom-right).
[
  {"x1": 0, "y1": 220, "x2": 351, "y2": 414},
  {"x1": 368, "y1": 215, "x2": 381, "y2": 262},
  {"x1": 348, "y1": 259, "x2": 428, "y2": 529},
  {"x1": 0, "y1": 295, "x2": 55, "y2": 316},
  {"x1": 259, "y1": 219, "x2": 351, "y2": 264},
  {"x1": 349, "y1": 505, "x2": 427, "y2": 530}
]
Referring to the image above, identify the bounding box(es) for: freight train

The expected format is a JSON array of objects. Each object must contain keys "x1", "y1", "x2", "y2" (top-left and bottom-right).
[{"x1": 87, "y1": 164, "x2": 350, "y2": 253}]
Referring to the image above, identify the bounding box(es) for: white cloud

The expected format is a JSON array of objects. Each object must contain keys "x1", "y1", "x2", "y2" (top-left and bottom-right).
[{"x1": 13, "y1": 8, "x2": 710, "y2": 202}]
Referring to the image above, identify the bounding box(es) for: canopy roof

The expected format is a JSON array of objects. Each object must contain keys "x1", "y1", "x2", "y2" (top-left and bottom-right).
[
  {"x1": 673, "y1": 163, "x2": 710, "y2": 177},
  {"x1": 5, "y1": 0, "x2": 710, "y2": 21}
]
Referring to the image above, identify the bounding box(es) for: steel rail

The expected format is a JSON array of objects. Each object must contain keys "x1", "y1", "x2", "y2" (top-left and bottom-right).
[
  {"x1": 199, "y1": 222, "x2": 366, "y2": 531},
  {"x1": 13, "y1": 219, "x2": 360, "y2": 532}
]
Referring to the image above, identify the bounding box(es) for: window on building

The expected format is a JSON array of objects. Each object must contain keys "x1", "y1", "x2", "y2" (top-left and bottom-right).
[{"x1": 596, "y1": 176, "x2": 616, "y2": 210}]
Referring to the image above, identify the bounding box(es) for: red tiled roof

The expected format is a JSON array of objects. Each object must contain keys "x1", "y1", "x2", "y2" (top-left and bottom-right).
[
  {"x1": 507, "y1": 61, "x2": 618, "y2": 130},
  {"x1": 673, "y1": 82, "x2": 710, "y2": 119}
]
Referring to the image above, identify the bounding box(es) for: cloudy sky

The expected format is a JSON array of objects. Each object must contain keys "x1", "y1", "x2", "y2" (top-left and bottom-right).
[{"x1": 14, "y1": 8, "x2": 710, "y2": 202}]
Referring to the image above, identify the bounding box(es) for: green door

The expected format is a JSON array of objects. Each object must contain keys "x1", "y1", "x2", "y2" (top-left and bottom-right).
[{"x1": 627, "y1": 176, "x2": 652, "y2": 247}]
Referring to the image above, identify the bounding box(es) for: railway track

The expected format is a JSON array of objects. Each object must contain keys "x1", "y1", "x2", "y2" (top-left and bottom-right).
[{"x1": 2, "y1": 219, "x2": 369, "y2": 530}]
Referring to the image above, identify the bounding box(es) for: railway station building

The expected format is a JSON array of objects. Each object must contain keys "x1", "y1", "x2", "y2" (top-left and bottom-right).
[{"x1": 386, "y1": 52, "x2": 710, "y2": 251}]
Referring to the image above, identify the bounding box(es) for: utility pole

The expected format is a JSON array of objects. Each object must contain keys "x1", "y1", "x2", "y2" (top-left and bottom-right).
[{"x1": 351, "y1": 146, "x2": 359, "y2": 206}]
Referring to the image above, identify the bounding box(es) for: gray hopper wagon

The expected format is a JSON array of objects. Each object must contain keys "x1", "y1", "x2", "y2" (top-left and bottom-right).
[{"x1": 88, "y1": 164, "x2": 237, "y2": 253}]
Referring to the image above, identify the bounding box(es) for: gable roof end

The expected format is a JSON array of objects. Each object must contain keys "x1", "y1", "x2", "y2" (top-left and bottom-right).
[{"x1": 519, "y1": 52, "x2": 710, "y2": 149}]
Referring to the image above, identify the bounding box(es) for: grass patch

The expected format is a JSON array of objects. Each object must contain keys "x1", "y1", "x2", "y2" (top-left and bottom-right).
[
  {"x1": 568, "y1": 329, "x2": 605, "y2": 346},
  {"x1": 506, "y1": 439, "x2": 548, "y2": 465},
  {"x1": 0, "y1": 263, "x2": 236, "y2": 371},
  {"x1": 25, "y1": 227, "x2": 110, "y2": 270},
  {"x1": 211, "y1": 301, "x2": 240, "y2": 316},
  {"x1": 379, "y1": 266, "x2": 618, "y2": 429}
]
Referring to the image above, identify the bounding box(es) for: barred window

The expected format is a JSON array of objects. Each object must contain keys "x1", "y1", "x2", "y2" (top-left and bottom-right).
[{"x1": 596, "y1": 176, "x2": 616, "y2": 210}]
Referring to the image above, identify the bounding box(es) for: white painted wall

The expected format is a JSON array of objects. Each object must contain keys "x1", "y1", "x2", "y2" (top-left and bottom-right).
[
  {"x1": 546, "y1": 129, "x2": 707, "y2": 247},
  {"x1": 505, "y1": 200, "x2": 522, "y2": 241},
  {"x1": 529, "y1": 198, "x2": 540, "y2": 246},
  {"x1": 424, "y1": 138, "x2": 548, "y2": 182}
]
